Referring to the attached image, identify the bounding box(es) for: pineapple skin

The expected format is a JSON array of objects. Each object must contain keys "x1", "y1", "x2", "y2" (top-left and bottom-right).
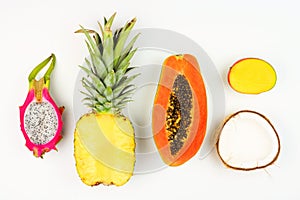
[{"x1": 74, "y1": 113, "x2": 135, "y2": 186}]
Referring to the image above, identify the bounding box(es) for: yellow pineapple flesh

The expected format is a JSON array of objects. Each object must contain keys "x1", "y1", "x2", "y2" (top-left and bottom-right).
[{"x1": 74, "y1": 113, "x2": 135, "y2": 186}]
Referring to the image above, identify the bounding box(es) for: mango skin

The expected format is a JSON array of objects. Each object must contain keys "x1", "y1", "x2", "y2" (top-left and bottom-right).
[{"x1": 228, "y1": 58, "x2": 277, "y2": 94}]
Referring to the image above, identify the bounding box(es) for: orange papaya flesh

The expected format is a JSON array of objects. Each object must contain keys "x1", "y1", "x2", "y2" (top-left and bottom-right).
[{"x1": 152, "y1": 54, "x2": 207, "y2": 166}]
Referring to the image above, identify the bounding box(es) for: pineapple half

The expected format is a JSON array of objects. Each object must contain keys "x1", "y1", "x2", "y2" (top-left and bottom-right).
[{"x1": 74, "y1": 13, "x2": 139, "y2": 186}]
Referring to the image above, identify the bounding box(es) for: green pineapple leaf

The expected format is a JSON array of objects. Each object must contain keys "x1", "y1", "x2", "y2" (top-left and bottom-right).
[
  {"x1": 117, "y1": 48, "x2": 137, "y2": 71},
  {"x1": 103, "y1": 87, "x2": 113, "y2": 101},
  {"x1": 80, "y1": 26, "x2": 101, "y2": 57},
  {"x1": 104, "y1": 70, "x2": 116, "y2": 88},
  {"x1": 79, "y1": 66, "x2": 105, "y2": 93},
  {"x1": 113, "y1": 18, "x2": 137, "y2": 66},
  {"x1": 78, "y1": 13, "x2": 139, "y2": 113}
]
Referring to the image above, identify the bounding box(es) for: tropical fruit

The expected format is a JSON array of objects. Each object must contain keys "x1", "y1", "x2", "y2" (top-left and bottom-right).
[
  {"x1": 216, "y1": 110, "x2": 280, "y2": 171},
  {"x1": 228, "y1": 58, "x2": 277, "y2": 94},
  {"x1": 74, "y1": 13, "x2": 139, "y2": 186},
  {"x1": 19, "y1": 54, "x2": 64, "y2": 158},
  {"x1": 152, "y1": 54, "x2": 207, "y2": 166}
]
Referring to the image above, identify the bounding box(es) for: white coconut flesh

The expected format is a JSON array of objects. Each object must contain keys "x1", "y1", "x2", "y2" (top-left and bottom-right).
[
  {"x1": 24, "y1": 101, "x2": 58, "y2": 145},
  {"x1": 217, "y1": 111, "x2": 280, "y2": 170}
]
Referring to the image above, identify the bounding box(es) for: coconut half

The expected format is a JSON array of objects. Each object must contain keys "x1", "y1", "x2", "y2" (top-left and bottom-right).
[{"x1": 216, "y1": 110, "x2": 280, "y2": 171}]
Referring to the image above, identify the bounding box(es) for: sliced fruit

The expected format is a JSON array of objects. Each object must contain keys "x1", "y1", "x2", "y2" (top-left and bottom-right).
[
  {"x1": 216, "y1": 110, "x2": 280, "y2": 171},
  {"x1": 74, "y1": 13, "x2": 139, "y2": 186},
  {"x1": 74, "y1": 113, "x2": 135, "y2": 186},
  {"x1": 228, "y1": 58, "x2": 277, "y2": 94},
  {"x1": 19, "y1": 54, "x2": 64, "y2": 158},
  {"x1": 152, "y1": 54, "x2": 207, "y2": 166}
]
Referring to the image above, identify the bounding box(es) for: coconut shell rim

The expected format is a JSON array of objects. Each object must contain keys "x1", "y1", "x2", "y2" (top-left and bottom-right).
[{"x1": 216, "y1": 110, "x2": 281, "y2": 171}]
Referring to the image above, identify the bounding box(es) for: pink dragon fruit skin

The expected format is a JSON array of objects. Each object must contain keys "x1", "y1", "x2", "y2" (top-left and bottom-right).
[{"x1": 19, "y1": 54, "x2": 64, "y2": 158}]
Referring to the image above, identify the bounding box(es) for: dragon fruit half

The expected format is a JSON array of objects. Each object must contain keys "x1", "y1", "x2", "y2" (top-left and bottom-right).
[{"x1": 19, "y1": 54, "x2": 64, "y2": 158}]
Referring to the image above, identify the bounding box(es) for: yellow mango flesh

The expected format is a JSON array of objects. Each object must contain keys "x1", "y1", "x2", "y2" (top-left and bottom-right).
[
  {"x1": 228, "y1": 58, "x2": 277, "y2": 94},
  {"x1": 74, "y1": 113, "x2": 135, "y2": 186}
]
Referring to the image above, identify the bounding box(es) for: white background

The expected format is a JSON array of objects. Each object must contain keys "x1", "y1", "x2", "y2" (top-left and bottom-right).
[{"x1": 1, "y1": 0, "x2": 299, "y2": 199}]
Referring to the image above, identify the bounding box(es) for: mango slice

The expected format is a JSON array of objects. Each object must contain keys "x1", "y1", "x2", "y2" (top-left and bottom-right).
[{"x1": 228, "y1": 58, "x2": 277, "y2": 94}]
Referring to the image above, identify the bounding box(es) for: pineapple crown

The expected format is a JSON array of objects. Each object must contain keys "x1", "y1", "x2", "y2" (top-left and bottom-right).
[{"x1": 76, "y1": 13, "x2": 140, "y2": 114}]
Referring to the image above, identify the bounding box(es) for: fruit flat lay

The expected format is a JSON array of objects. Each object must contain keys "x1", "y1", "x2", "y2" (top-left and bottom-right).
[{"x1": 3, "y1": 1, "x2": 300, "y2": 199}]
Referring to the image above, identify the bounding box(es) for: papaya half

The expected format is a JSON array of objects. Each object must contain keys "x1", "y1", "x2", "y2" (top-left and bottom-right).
[{"x1": 152, "y1": 54, "x2": 207, "y2": 166}]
